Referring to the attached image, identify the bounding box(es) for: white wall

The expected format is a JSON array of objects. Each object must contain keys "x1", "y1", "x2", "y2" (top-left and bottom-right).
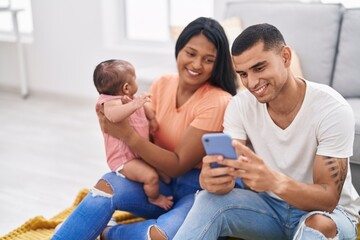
[{"x1": 0, "y1": 0, "x2": 177, "y2": 99}]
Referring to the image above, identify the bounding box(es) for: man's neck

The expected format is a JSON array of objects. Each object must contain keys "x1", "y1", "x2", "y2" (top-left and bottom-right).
[{"x1": 267, "y1": 77, "x2": 306, "y2": 129}]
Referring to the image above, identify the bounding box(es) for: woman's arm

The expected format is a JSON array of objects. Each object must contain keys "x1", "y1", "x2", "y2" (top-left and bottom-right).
[{"x1": 98, "y1": 111, "x2": 209, "y2": 177}]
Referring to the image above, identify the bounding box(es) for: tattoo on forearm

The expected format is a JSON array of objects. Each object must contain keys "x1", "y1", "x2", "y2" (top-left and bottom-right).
[{"x1": 324, "y1": 156, "x2": 347, "y2": 196}]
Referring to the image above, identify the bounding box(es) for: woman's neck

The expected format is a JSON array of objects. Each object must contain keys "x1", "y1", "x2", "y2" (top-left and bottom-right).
[{"x1": 176, "y1": 81, "x2": 203, "y2": 108}]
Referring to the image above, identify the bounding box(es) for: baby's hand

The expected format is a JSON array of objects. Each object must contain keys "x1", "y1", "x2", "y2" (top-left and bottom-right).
[{"x1": 132, "y1": 93, "x2": 151, "y2": 108}]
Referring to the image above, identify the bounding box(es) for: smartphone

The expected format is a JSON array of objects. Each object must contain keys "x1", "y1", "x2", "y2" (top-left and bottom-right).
[
  {"x1": 201, "y1": 133, "x2": 237, "y2": 168},
  {"x1": 202, "y1": 133, "x2": 244, "y2": 188}
]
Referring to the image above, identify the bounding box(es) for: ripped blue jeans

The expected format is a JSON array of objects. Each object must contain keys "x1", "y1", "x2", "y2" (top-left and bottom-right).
[
  {"x1": 51, "y1": 168, "x2": 201, "y2": 240},
  {"x1": 173, "y1": 189, "x2": 358, "y2": 240}
]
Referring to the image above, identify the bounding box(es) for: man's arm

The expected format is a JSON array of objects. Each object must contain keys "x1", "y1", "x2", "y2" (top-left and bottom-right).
[
  {"x1": 272, "y1": 154, "x2": 347, "y2": 212},
  {"x1": 225, "y1": 142, "x2": 347, "y2": 212}
]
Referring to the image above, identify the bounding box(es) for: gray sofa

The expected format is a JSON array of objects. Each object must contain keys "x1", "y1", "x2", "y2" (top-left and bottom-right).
[{"x1": 218, "y1": 1, "x2": 360, "y2": 191}]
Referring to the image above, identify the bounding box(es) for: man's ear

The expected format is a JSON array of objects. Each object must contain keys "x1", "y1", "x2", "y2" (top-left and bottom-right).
[
  {"x1": 282, "y1": 46, "x2": 292, "y2": 68},
  {"x1": 122, "y1": 83, "x2": 129, "y2": 95}
]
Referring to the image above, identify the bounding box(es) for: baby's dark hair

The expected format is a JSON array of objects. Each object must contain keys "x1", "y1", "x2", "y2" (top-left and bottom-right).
[{"x1": 93, "y1": 59, "x2": 134, "y2": 95}]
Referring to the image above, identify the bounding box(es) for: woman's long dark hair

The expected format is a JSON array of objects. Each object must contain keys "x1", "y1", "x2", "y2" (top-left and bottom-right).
[{"x1": 175, "y1": 17, "x2": 238, "y2": 96}]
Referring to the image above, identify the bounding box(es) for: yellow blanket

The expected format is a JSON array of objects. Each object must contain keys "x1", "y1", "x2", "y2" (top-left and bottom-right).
[{"x1": 0, "y1": 189, "x2": 144, "y2": 240}]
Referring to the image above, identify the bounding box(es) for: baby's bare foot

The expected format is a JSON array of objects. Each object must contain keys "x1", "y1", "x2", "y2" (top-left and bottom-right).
[{"x1": 149, "y1": 195, "x2": 174, "y2": 210}]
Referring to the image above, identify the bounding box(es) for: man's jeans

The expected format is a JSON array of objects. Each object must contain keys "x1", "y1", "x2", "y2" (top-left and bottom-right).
[{"x1": 174, "y1": 189, "x2": 358, "y2": 240}]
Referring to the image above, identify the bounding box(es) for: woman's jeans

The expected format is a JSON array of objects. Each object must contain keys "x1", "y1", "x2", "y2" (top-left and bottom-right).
[
  {"x1": 173, "y1": 189, "x2": 358, "y2": 240},
  {"x1": 51, "y1": 168, "x2": 201, "y2": 240}
]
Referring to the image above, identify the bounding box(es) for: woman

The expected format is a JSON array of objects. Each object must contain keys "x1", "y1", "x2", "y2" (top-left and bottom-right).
[{"x1": 52, "y1": 17, "x2": 238, "y2": 240}]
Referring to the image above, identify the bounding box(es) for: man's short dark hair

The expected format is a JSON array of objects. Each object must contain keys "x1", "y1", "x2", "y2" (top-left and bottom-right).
[{"x1": 231, "y1": 23, "x2": 286, "y2": 56}]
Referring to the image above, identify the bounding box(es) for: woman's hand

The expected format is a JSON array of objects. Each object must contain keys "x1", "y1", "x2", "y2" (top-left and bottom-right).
[{"x1": 199, "y1": 155, "x2": 235, "y2": 194}]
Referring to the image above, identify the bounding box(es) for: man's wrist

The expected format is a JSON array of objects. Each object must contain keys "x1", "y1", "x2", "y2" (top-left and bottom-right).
[{"x1": 271, "y1": 172, "x2": 289, "y2": 196}]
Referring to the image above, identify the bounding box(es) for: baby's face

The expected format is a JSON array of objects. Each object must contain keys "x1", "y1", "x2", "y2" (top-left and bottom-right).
[{"x1": 126, "y1": 72, "x2": 138, "y2": 97}]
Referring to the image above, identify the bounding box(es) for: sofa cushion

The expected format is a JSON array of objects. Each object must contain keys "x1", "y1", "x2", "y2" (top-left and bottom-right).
[
  {"x1": 332, "y1": 9, "x2": 360, "y2": 166},
  {"x1": 347, "y1": 98, "x2": 360, "y2": 164},
  {"x1": 222, "y1": 1, "x2": 343, "y2": 85},
  {"x1": 332, "y1": 8, "x2": 360, "y2": 98},
  {"x1": 291, "y1": 49, "x2": 303, "y2": 78}
]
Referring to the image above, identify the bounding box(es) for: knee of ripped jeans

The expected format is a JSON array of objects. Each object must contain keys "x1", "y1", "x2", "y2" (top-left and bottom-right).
[
  {"x1": 90, "y1": 179, "x2": 113, "y2": 198},
  {"x1": 293, "y1": 212, "x2": 338, "y2": 240},
  {"x1": 147, "y1": 225, "x2": 168, "y2": 240}
]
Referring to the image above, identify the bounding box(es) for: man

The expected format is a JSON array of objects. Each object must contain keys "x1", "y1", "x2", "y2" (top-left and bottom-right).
[{"x1": 173, "y1": 23, "x2": 359, "y2": 240}]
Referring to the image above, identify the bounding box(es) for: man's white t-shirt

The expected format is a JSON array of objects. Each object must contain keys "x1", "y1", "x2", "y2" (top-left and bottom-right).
[{"x1": 224, "y1": 80, "x2": 359, "y2": 218}]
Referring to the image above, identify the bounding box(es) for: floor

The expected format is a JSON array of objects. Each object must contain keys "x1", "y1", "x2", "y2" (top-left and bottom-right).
[{"x1": 0, "y1": 90, "x2": 109, "y2": 236}]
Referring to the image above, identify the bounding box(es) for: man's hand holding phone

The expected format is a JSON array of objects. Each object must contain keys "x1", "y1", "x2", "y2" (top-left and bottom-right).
[
  {"x1": 200, "y1": 154, "x2": 237, "y2": 194},
  {"x1": 201, "y1": 133, "x2": 244, "y2": 189}
]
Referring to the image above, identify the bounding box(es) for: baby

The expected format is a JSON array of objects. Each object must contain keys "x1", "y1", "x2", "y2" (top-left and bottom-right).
[{"x1": 93, "y1": 59, "x2": 173, "y2": 210}]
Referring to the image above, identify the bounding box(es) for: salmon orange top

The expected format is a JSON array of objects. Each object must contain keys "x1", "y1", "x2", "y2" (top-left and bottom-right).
[{"x1": 150, "y1": 74, "x2": 232, "y2": 167}]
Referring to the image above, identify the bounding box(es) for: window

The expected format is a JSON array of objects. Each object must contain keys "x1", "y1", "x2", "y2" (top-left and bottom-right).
[
  {"x1": 125, "y1": 0, "x2": 213, "y2": 42},
  {"x1": 101, "y1": 0, "x2": 213, "y2": 52},
  {"x1": 0, "y1": 0, "x2": 33, "y2": 42},
  {"x1": 125, "y1": 0, "x2": 169, "y2": 41}
]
